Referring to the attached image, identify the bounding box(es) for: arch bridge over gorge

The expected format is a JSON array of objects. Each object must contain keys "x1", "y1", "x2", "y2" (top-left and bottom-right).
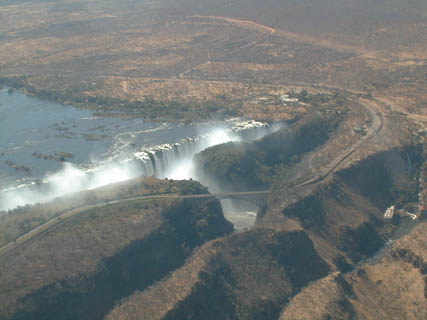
[{"x1": 178, "y1": 190, "x2": 271, "y2": 208}]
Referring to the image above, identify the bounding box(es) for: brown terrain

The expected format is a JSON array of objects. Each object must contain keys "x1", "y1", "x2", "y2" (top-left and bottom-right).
[
  {"x1": 0, "y1": 178, "x2": 234, "y2": 319},
  {"x1": 0, "y1": 0, "x2": 426, "y2": 319}
]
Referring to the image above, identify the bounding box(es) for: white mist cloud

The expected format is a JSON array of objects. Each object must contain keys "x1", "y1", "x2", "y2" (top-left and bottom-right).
[
  {"x1": 0, "y1": 162, "x2": 139, "y2": 212},
  {"x1": 44, "y1": 163, "x2": 89, "y2": 195},
  {"x1": 44, "y1": 162, "x2": 137, "y2": 197},
  {"x1": 162, "y1": 127, "x2": 240, "y2": 180},
  {"x1": 165, "y1": 159, "x2": 195, "y2": 180},
  {"x1": 0, "y1": 124, "x2": 273, "y2": 212},
  {"x1": 205, "y1": 128, "x2": 240, "y2": 147}
]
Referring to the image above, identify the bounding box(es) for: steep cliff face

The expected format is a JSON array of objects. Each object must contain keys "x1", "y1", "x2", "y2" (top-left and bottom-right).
[
  {"x1": 103, "y1": 142, "x2": 424, "y2": 320},
  {"x1": 0, "y1": 180, "x2": 233, "y2": 320},
  {"x1": 194, "y1": 112, "x2": 340, "y2": 190},
  {"x1": 1, "y1": 116, "x2": 423, "y2": 319},
  {"x1": 336, "y1": 146, "x2": 421, "y2": 209},
  {"x1": 277, "y1": 182, "x2": 387, "y2": 266},
  {"x1": 280, "y1": 221, "x2": 427, "y2": 320},
  {"x1": 260, "y1": 147, "x2": 421, "y2": 269},
  {"x1": 260, "y1": 144, "x2": 426, "y2": 320},
  {"x1": 106, "y1": 229, "x2": 330, "y2": 320}
]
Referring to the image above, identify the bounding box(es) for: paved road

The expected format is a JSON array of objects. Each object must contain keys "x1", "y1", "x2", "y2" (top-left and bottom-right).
[
  {"x1": 0, "y1": 96, "x2": 386, "y2": 258},
  {"x1": 299, "y1": 98, "x2": 383, "y2": 186},
  {"x1": 0, "y1": 191, "x2": 270, "y2": 258}
]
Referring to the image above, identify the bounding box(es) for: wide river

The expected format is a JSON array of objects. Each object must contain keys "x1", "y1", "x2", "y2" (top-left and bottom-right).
[{"x1": 0, "y1": 89, "x2": 274, "y2": 226}]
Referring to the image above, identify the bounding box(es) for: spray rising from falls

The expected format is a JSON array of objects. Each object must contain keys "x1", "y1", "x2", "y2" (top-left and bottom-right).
[{"x1": 0, "y1": 120, "x2": 280, "y2": 212}]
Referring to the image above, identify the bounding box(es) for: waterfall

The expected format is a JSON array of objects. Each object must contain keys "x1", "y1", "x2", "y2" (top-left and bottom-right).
[
  {"x1": 0, "y1": 120, "x2": 281, "y2": 211},
  {"x1": 127, "y1": 120, "x2": 278, "y2": 180}
]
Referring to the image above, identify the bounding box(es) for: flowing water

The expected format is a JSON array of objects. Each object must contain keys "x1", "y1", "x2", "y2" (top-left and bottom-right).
[{"x1": 0, "y1": 89, "x2": 278, "y2": 223}]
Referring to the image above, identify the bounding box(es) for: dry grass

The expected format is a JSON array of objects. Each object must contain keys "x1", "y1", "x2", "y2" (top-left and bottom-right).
[{"x1": 1, "y1": 0, "x2": 424, "y2": 122}]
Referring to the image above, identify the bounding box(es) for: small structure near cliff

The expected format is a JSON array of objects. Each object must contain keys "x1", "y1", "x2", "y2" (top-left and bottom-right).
[{"x1": 384, "y1": 205, "x2": 395, "y2": 219}]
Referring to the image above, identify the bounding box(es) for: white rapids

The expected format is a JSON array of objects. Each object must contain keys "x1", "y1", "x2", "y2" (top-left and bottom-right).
[{"x1": 0, "y1": 120, "x2": 280, "y2": 212}]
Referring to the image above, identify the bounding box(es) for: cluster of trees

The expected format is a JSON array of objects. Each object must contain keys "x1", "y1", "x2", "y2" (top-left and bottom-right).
[
  {"x1": 0, "y1": 76, "x2": 26, "y2": 89},
  {"x1": 0, "y1": 76, "x2": 238, "y2": 121},
  {"x1": 287, "y1": 89, "x2": 334, "y2": 105},
  {"x1": 173, "y1": 180, "x2": 209, "y2": 195},
  {"x1": 196, "y1": 142, "x2": 270, "y2": 189}
]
